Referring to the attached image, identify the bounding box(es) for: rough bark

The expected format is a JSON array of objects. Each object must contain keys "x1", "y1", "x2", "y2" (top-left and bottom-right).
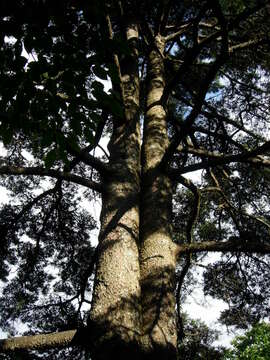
[
  {"x1": 139, "y1": 35, "x2": 178, "y2": 359},
  {"x1": 87, "y1": 24, "x2": 142, "y2": 360},
  {"x1": 176, "y1": 239, "x2": 270, "y2": 256},
  {"x1": 0, "y1": 330, "x2": 77, "y2": 352}
]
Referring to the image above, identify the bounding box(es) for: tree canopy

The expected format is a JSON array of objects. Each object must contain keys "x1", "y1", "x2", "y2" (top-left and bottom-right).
[
  {"x1": 224, "y1": 322, "x2": 270, "y2": 359},
  {"x1": 0, "y1": 1, "x2": 270, "y2": 359}
]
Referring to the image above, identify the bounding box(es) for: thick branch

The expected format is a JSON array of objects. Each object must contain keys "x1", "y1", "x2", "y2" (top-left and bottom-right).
[
  {"x1": 66, "y1": 145, "x2": 109, "y2": 175},
  {"x1": 0, "y1": 330, "x2": 78, "y2": 352},
  {"x1": 181, "y1": 143, "x2": 270, "y2": 162},
  {"x1": 176, "y1": 239, "x2": 270, "y2": 257},
  {"x1": 177, "y1": 175, "x2": 201, "y2": 244},
  {"x1": 175, "y1": 175, "x2": 200, "y2": 340},
  {"x1": 169, "y1": 142, "x2": 270, "y2": 177},
  {"x1": 104, "y1": 11, "x2": 124, "y2": 96},
  {"x1": 164, "y1": 23, "x2": 191, "y2": 41},
  {"x1": 229, "y1": 37, "x2": 269, "y2": 53},
  {"x1": 0, "y1": 165, "x2": 103, "y2": 193},
  {"x1": 67, "y1": 110, "x2": 108, "y2": 172}
]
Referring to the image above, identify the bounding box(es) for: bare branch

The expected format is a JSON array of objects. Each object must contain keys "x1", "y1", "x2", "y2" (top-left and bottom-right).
[
  {"x1": 14, "y1": 186, "x2": 59, "y2": 221},
  {"x1": 169, "y1": 141, "x2": 270, "y2": 177},
  {"x1": 208, "y1": 169, "x2": 240, "y2": 230},
  {"x1": 67, "y1": 110, "x2": 108, "y2": 172},
  {"x1": 164, "y1": 23, "x2": 191, "y2": 42},
  {"x1": 104, "y1": 12, "x2": 123, "y2": 93},
  {"x1": 229, "y1": 37, "x2": 270, "y2": 53},
  {"x1": 66, "y1": 145, "x2": 109, "y2": 175},
  {"x1": 0, "y1": 330, "x2": 78, "y2": 352},
  {"x1": 176, "y1": 239, "x2": 270, "y2": 258},
  {"x1": 0, "y1": 166, "x2": 103, "y2": 193},
  {"x1": 175, "y1": 175, "x2": 200, "y2": 340},
  {"x1": 202, "y1": 102, "x2": 266, "y2": 141}
]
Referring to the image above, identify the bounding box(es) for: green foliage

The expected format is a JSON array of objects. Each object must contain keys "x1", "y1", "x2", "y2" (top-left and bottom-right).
[
  {"x1": 178, "y1": 315, "x2": 225, "y2": 359},
  {"x1": 0, "y1": 0, "x2": 123, "y2": 167},
  {"x1": 223, "y1": 322, "x2": 270, "y2": 359},
  {"x1": 198, "y1": 221, "x2": 220, "y2": 241},
  {"x1": 203, "y1": 254, "x2": 270, "y2": 329}
]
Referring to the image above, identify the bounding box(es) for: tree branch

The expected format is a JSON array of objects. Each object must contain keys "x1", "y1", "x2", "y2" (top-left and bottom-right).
[
  {"x1": 66, "y1": 145, "x2": 109, "y2": 175},
  {"x1": 191, "y1": 125, "x2": 245, "y2": 150},
  {"x1": 163, "y1": 0, "x2": 267, "y2": 106},
  {"x1": 0, "y1": 166, "x2": 103, "y2": 193},
  {"x1": 175, "y1": 93, "x2": 265, "y2": 142},
  {"x1": 0, "y1": 330, "x2": 78, "y2": 352},
  {"x1": 169, "y1": 142, "x2": 270, "y2": 176},
  {"x1": 164, "y1": 23, "x2": 191, "y2": 42},
  {"x1": 66, "y1": 110, "x2": 108, "y2": 171},
  {"x1": 104, "y1": 10, "x2": 124, "y2": 96},
  {"x1": 161, "y1": 53, "x2": 228, "y2": 168},
  {"x1": 229, "y1": 37, "x2": 270, "y2": 53},
  {"x1": 208, "y1": 168, "x2": 240, "y2": 230},
  {"x1": 174, "y1": 175, "x2": 200, "y2": 340},
  {"x1": 176, "y1": 239, "x2": 270, "y2": 258},
  {"x1": 202, "y1": 102, "x2": 266, "y2": 141}
]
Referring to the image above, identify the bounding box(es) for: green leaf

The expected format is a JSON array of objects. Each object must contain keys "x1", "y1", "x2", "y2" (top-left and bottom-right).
[{"x1": 42, "y1": 72, "x2": 49, "y2": 79}]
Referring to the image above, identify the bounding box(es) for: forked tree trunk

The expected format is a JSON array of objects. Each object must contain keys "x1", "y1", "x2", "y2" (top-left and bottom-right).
[
  {"x1": 140, "y1": 35, "x2": 178, "y2": 359},
  {"x1": 88, "y1": 28, "x2": 178, "y2": 359}
]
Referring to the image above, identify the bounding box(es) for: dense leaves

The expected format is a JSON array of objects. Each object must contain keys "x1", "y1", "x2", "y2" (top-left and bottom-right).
[
  {"x1": 0, "y1": 0, "x2": 118, "y2": 167},
  {"x1": 224, "y1": 322, "x2": 270, "y2": 359},
  {"x1": 178, "y1": 315, "x2": 225, "y2": 359},
  {"x1": 0, "y1": 180, "x2": 97, "y2": 335},
  {"x1": 204, "y1": 255, "x2": 270, "y2": 328}
]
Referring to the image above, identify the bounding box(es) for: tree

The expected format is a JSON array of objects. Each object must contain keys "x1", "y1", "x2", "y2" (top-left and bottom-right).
[
  {"x1": 178, "y1": 315, "x2": 225, "y2": 359},
  {"x1": 223, "y1": 322, "x2": 270, "y2": 359},
  {"x1": 0, "y1": 0, "x2": 270, "y2": 359}
]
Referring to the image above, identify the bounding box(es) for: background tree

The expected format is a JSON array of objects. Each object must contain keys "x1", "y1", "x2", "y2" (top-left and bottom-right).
[
  {"x1": 178, "y1": 315, "x2": 225, "y2": 359},
  {"x1": 0, "y1": 0, "x2": 270, "y2": 359},
  {"x1": 223, "y1": 322, "x2": 270, "y2": 359}
]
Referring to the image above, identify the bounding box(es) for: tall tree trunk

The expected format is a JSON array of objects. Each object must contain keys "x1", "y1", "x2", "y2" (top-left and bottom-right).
[
  {"x1": 88, "y1": 28, "x2": 178, "y2": 360},
  {"x1": 140, "y1": 35, "x2": 178, "y2": 359},
  {"x1": 88, "y1": 24, "x2": 142, "y2": 359}
]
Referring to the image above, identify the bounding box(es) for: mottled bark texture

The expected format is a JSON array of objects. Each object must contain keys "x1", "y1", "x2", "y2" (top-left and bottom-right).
[
  {"x1": 140, "y1": 35, "x2": 178, "y2": 359},
  {"x1": 0, "y1": 330, "x2": 77, "y2": 352},
  {"x1": 88, "y1": 32, "x2": 178, "y2": 359},
  {"x1": 87, "y1": 24, "x2": 143, "y2": 359}
]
